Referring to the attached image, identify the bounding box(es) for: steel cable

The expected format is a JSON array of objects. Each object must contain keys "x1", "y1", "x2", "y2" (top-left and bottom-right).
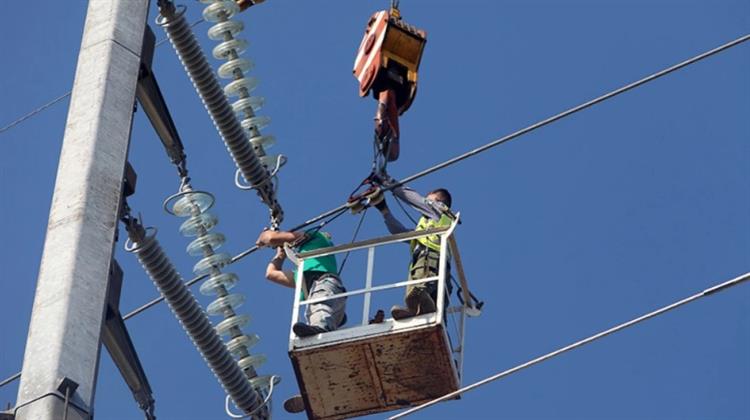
[
  {"x1": 2, "y1": 31, "x2": 747, "y2": 393},
  {"x1": 393, "y1": 33, "x2": 750, "y2": 189},
  {"x1": 121, "y1": 206, "x2": 350, "y2": 321},
  {"x1": 0, "y1": 19, "x2": 204, "y2": 137},
  {"x1": 338, "y1": 208, "x2": 369, "y2": 276},
  {"x1": 389, "y1": 271, "x2": 750, "y2": 419},
  {"x1": 56, "y1": 31, "x2": 750, "y2": 331}
]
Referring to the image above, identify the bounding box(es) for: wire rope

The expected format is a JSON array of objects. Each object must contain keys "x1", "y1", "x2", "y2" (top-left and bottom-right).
[
  {"x1": 0, "y1": 372, "x2": 21, "y2": 388},
  {"x1": 267, "y1": 32, "x2": 750, "y2": 236},
  {"x1": 2, "y1": 31, "x2": 747, "y2": 392},
  {"x1": 393, "y1": 194, "x2": 419, "y2": 226},
  {"x1": 338, "y1": 208, "x2": 369, "y2": 276},
  {"x1": 0, "y1": 19, "x2": 204, "y2": 137},
  {"x1": 389, "y1": 271, "x2": 750, "y2": 419},
  {"x1": 393, "y1": 33, "x2": 750, "y2": 189},
  {"x1": 121, "y1": 206, "x2": 351, "y2": 321},
  {"x1": 0, "y1": 93, "x2": 71, "y2": 135},
  {"x1": 57, "y1": 31, "x2": 750, "y2": 330}
]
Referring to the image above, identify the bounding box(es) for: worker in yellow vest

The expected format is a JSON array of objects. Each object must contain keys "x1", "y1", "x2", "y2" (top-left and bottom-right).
[{"x1": 373, "y1": 178, "x2": 454, "y2": 320}]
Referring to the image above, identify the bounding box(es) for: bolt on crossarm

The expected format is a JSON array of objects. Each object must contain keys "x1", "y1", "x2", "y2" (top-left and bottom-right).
[{"x1": 156, "y1": 0, "x2": 284, "y2": 227}]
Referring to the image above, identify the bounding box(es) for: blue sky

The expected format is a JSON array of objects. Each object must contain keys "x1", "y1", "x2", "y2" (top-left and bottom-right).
[{"x1": 1, "y1": 1, "x2": 748, "y2": 419}]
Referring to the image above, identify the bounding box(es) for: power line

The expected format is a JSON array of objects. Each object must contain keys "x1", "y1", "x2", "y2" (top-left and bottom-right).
[
  {"x1": 105, "y1": 31, "x2": 750, "y2": 326},
  {"x1": 4, "y1": 269, "x2": 748, "y2": 393},
  {"x1": 122, "y1": 207, "x2": 350, "y2": 320},
  {"x1": 0, "y1": 93, "x2": 71, "y2": 135},
  {"x1": 0, "y1": 206, "x2": 351, "y2": 389},
  {"x1": 268, "y1": 32, "x2": 750, "y2": 236},
  {"x1": 0, "y1": 372, "x2": 21, "y2": 388},
  {"x1": 394, "y1": 33, "x2": 750, "y2": 188},
  {"x1": 2, "y1": 31, "x2": 747, "y2": 392},
  {"x1": 0, "y1": 19, "x2": 204, "y2": 137},
  {"x1": 389, "y1": 271, "x2": 750, "y2": 419}
]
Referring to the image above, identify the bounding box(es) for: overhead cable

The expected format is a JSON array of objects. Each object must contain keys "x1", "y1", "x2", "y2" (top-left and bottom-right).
[
  {"x1": 394, "y1": 33, "x2": 750, "y2": 188},
  {"x1": 0, "y1": 93, "x2": 71, "y2": 135},
  {"x1": 0, "y1": 19, "x2": 204, "y2": 137},
  {"x1": 121, "y1": 207, "x2": 350, "y2": 321},
  {"x1": 389, "y1": 271, "x2": 750, "y2": 419},
  {"x1": 117, "y1": 31, "x2": 750, "y2": 324},
  {"x1": 0, "y1": 372, "x2": 21, "y2": 388},
  {"x1": 1, "y1": 32, "x2": 748, "y2": 394}
]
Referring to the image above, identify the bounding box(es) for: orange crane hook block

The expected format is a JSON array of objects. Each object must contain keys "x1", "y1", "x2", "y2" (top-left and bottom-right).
[{"x1": 353, "y1": 9, "x2": 426, "y2": 162}]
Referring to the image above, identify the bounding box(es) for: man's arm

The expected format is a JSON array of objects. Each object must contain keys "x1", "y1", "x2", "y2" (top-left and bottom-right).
[
  {"x1": 256, "y1": 229, "x2": 304, "y2": 248},
  {"x1": 265, "y1": 247, "x2": 295, "y2": 288},
  {"x1": 375, "y1": 197, "x2": 411, "y2": 234},
  {"x1": 390, "y1": 183, "x2": 442, "y2": 221}
]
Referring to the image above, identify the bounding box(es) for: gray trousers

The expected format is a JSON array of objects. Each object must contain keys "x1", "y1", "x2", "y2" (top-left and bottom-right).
[{"x1": 305, "y1": 273, "x2": 347, "y2": 331}]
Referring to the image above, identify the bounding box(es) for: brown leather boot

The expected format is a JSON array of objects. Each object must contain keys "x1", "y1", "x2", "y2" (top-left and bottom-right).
[
  {"x1": 390, "y1": 305, "x2": 415, "y2": 320},
  {"x1": 283, "y1": 394, "x2": 305, "y2": 413},
  {"x1": 392, "y1": 289, "x2": 436, "y2": 320},
  {"x1": 415, "y1": 290, "x2": 436, "y2": 315}
]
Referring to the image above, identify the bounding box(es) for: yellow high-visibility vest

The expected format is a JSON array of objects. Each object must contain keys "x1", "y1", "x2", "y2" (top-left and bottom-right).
[{"x1": 411, "y1": 213, "x2": 453, "y2": 253}]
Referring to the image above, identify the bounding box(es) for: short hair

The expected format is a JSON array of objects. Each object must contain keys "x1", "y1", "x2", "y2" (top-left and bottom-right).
[{"x1": 428, "y1": 188, "x2": 452, "y2": 208}]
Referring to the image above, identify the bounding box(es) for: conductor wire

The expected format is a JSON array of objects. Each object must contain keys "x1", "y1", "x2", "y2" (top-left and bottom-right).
[{"x1": 389, "y1": 271, "x2": 750, "y2": 419}]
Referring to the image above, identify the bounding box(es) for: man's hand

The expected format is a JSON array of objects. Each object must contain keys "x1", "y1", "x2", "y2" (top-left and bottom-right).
[
  {"x1": 366, "y1": 187, "x2": 385, "y2": 207},
  {"x1": 255, "y1": 229, "x2": 300, "y2": 248},
  {"x1": 255, "y1": 229, "x2": 275, "y2": 248},
  {"x1": 372, "y1": 172, "x2": 397, "y2": 188}
]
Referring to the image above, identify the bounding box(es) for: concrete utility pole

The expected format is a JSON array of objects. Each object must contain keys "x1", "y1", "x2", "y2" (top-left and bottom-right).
[{"x1": 15, "y1": 1, "x2": 149, "y2": 419}]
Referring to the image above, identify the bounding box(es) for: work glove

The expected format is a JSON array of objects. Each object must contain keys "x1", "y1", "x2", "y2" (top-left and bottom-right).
[
  {"x1": 370, "y1": 171, "x2": 397, "y2": 188},
  {"x1": 347, "y1": 186, "x2": 385, "y2": 214},
  {"x1": 365, "y1": 187, "x2": 384, "y2": 208}
]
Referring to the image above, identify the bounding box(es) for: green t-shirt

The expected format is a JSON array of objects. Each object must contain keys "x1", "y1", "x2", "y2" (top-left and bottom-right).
[
  {"x1": 297, "y1": 230, "x2": 338, "y2": 274},
  {"x1": 292, "y1": 231, "x2": 337, "y2": 299}
]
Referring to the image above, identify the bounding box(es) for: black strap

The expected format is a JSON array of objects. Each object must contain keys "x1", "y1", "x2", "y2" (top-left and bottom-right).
[{"x1": 338, "y1": 208, "x2": 368, "y2": 276}]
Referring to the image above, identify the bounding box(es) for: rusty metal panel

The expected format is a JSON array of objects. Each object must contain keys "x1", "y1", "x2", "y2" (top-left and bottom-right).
[
  {"x1": 373, "y1": 327, "x2": 458, "y2": 406},
  {"x1": 292, "y1": 342, "x2": 383, "y2": 419},
  {"x1": 290, "y1": 323, "x2": 458, "y2": 419}
]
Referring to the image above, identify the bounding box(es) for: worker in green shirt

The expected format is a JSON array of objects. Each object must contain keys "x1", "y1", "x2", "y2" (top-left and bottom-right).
[{"x1": 256, "y1": 229, "x2": 347, "y2": 337}]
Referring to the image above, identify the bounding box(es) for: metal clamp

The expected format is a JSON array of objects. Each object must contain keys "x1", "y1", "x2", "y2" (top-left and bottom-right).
[{"x1": 12, "y1": 378, "x2": 90, "y2": 420}]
